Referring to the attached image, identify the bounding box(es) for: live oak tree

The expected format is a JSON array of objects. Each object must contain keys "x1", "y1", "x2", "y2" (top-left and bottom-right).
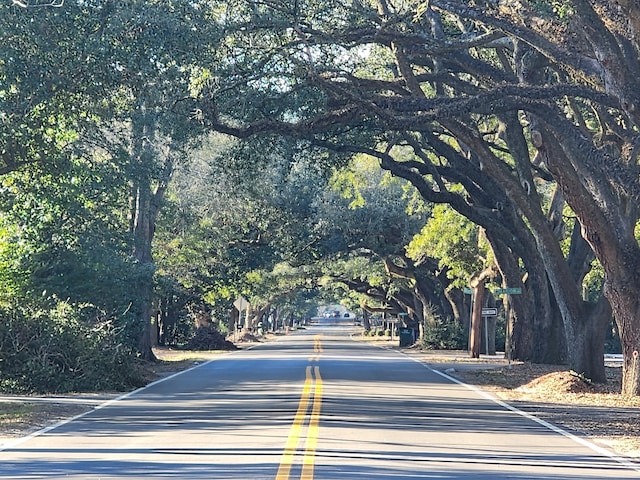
[
  {"x1": 202, "y1": 0, "x2": 639, "y2": 391},
  {"x1": 430, "y1": 0, "x2": 640, "y2": 392},
  {"x1": 158, "y1": 137, "x2": 428, "y2": 335}
]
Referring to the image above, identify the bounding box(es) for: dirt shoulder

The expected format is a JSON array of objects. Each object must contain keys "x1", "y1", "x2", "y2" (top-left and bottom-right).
[{"x1": 2, "y1": 340, "x2": 640, "y2": 463}]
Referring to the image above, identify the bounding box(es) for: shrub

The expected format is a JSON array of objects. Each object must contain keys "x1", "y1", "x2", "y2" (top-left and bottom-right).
[
  {"x1": 0, "y1": 302, "x2": 146, "y2": 394},
  {"x1": 422, "y1": 318, "x2": 467, "y2": 350}
]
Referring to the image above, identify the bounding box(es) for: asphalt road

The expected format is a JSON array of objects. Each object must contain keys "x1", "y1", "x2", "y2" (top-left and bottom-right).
[{"x1": 1, "y1": 321, "x2": 640, "y2": 479}]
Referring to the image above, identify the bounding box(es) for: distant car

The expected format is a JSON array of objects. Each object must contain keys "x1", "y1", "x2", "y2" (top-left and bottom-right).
[{"x1": 344, "y1": 313, "x2": 350, "y2": 318}]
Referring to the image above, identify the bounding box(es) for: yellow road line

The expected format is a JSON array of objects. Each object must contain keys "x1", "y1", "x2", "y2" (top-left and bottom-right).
[
  {"x1": 275, "y1": 366, "x2": 313, "y2": 480},
  {"x1": 301, "y1": 366, "x2": 323, "y2": 480},
  {"x1": 308, "y1": 335, "x2": 323, "y2": 362}
]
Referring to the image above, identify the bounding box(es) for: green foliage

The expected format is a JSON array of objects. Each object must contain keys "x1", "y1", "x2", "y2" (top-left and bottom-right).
[
  {"x1": 0, "y1": 0, "x2": 629, "y2": 388},
  {"x1": 582, "y1": 259, "x2": 604, "y2": 303},
  {"x1": 413, "y1": 1, "x2": 430, "y2": 22},
  {"x1": 421, "y1": 318, "x2": 467, "y2": 350},
  {"x1": 0, "y1": 301, "x2": 146, "y2": 394},
  {"x1": 0, "y1": 223, "x2": 29, "y2": 303},
  {"x1": 529, "y1": 0, "x2": 575, "y2": 19},
  {"x1": 154, "y1": 275, "x2": 201, "y2": 346},
  {"x1": 0, "y1": 155, "x2": 134, "y2": 314},
  {"x1": 407, "y1": 204, "x2": 484, "y2": 288},
  {"x1": 155, "y1": 133, "x2": 336, "y2": 324}
]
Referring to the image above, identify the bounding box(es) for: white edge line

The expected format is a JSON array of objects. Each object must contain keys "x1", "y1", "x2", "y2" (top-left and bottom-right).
[
  {"x1": 0, "y1": 348, "x2": 249, "y2": 452},
  {"x1": 366, "y1": 341, "x2": 640, "y2": 474},
  {"x1": 407, "y1": 354, "x2": 640, "y2": 474}
]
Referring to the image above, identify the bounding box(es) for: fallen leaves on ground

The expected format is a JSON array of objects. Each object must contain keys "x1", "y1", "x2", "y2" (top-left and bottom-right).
[{"x1": 452, "y1": 362, "x2": 640, "y2": 458}]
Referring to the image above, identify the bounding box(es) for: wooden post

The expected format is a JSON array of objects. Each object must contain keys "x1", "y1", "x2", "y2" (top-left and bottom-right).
[{"x1": 470, "y1": 283, "x2": 485, "y2": 358}]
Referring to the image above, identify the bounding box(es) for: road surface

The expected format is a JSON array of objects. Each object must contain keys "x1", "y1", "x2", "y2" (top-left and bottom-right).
[{"x1": 1, "y1": 321, "x2": 639, "y2": 479}]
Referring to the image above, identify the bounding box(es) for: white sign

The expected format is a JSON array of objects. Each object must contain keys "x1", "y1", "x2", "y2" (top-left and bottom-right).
[
  {"x1": 481, "y1": 308, "x2": 498, "y2": 316},
  {"x1": 233, "y1": 296, "x2": 249, "y2": 312}
]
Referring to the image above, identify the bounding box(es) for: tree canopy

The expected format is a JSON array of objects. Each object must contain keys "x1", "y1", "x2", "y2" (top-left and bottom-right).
[
  {"x1": 201, "y1": 0, "x2": 640, "y2": 392},
  {"x1": 2, "y1": 0, "x2": 640, "y2": 395}
]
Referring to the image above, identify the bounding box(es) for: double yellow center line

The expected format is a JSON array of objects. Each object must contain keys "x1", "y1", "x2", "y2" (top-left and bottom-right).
[
  {"x1": 276, "y1": 336, "x2": 324, "y2": 480},
  {"x1": 309, "y1": 335, "x2": 323, "y2": 362}
]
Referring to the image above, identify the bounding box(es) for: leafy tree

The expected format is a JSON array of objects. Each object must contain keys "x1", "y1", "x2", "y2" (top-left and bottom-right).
[
  {"x1": 1, "y1": 0, "x2": 220, "y2": 361},
  {"x1": 204, "y1": 0, "x2": 638, "y2": 390},
  {"x1": 407, "y1": 204, "x2": 485, "y2": 343},
  {"x1": 408, "y1": 205, "x2": 485, "y2": 291},
  {"x1": 312, "y1": 155, "x2": 445, "y2": 337},
  {"x1": 154, "y1": 133, "x2": 332, "y2": 334},
  {"x1": 0, "y1": 148, "x2": 133, "y2": 310},
  {"x1": 5, "y1": 0, "x2": 639, "y2": 396}
]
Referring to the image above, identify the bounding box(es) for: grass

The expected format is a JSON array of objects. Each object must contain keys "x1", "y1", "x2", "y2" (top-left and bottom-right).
[{"x1": 0, "y1": 403, "x2": 37, "y2": 423}]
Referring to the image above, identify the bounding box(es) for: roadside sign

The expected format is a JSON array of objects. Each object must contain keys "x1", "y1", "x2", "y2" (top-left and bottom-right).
[
  {"x1": 233, "y1": 296, "x2": 249, "y2": 311},
  {"x1": 481, "y1": 308, "x2": 498, "y2": 316},
  {"x1": 463, "y1": 288, "x2": 473, "y2": 294},
  {"x1": 495, "y1": 287, "x2": 522, "y2": 295}
]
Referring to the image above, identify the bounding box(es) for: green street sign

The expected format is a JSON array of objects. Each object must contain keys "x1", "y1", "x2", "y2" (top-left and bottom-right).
[{"x1": 495, "y1": 287, "x2": 522, "y2": 295}]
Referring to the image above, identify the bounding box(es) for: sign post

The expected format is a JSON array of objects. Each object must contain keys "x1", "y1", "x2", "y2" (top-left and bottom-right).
[
  {"x1": 494, "y1": 288, "x2": 523, "y2": 366},
  {"x1": 464, "y1": 288, "x2": 473, "y2": 355},
  {"x1": 481, "y1": 308, "x2": 497, "y2": 355},
  {"x1": 233, "y1": 296, "x2": 249, "y2": 312},
  {"x1": 233, "y1": 297, "x2": 249, "y2": 342}
]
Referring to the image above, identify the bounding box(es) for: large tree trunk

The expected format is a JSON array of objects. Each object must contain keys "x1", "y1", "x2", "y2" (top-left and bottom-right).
[
  {"x1": 132, "y1": 176, "x2": 156, "y2": 361},
  {"x1": 362, "y1": 309, "x2": 371, "y2": 331},
  {"x1": 524, "y1": 1, "x2": 640, "y2": 391},
  {"x1": 130, "y1": 109, "x2": 157, "y2": 361},
  {"x1": 130, "y1": 108, "x2": 173, "y2": 362},
  {"x1": 526, "y1": 118, "x2": 625, "y2": 384},
  {"x1": 568, "y1": 295, "x2": 611, "y2": 383},
  {"x1": 444, "y1": 287, "x2": 463, "y2": 326},
  {"x1": 509, "y1": 253, "x2": 567, "y2": 365},
  {"x1": 248, "y1": 304, "x2": 270, "y2": 333},
  {"x1": 489, "y1": 234, "x2": 566, "y2": 364},
  {"x1": 469, "y1": 265, "x2": 497, "y2": 358},
  {"x1": 592, "y1": 233, "x2": 640, "y2": 393},
  {"x1": 601, "y1": 247, "x2": 640, "y2": 394},
  {"x1": 230, "y1": 306, "x2": 240, "y2": 335},
  {"x1": 469, "y1": 282, "x2": 485, "y2": 359},
  {"x1": 441, "y1": 116, "x2": 606, "y2": 380}
]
